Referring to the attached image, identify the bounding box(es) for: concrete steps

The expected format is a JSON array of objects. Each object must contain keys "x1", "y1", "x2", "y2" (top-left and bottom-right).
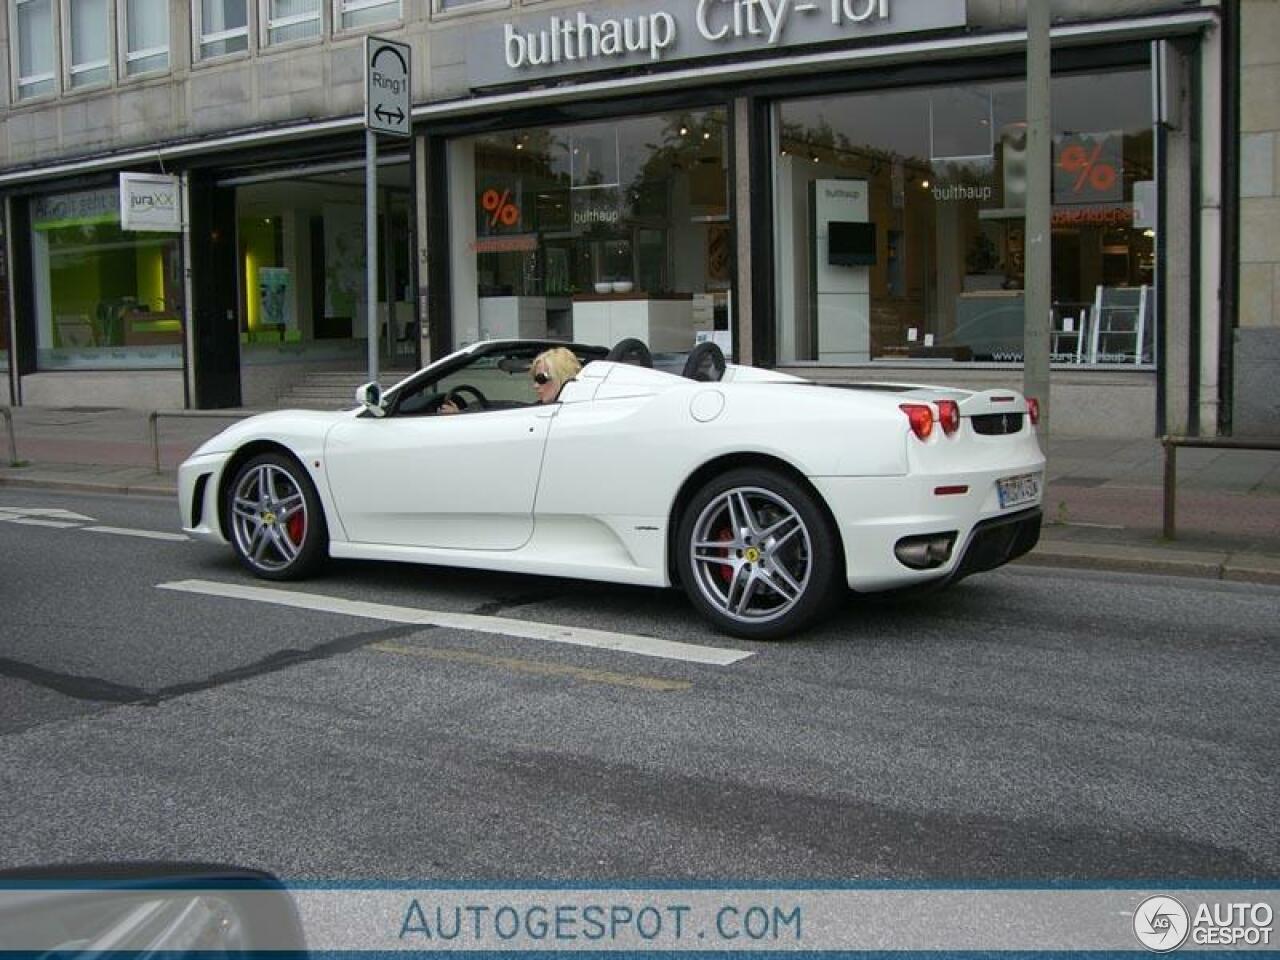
[{"x1": 275, "y1": 366, "x2": 417, "y2": 410}]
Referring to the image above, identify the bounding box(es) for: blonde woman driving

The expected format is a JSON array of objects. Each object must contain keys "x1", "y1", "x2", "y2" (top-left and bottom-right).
[{"x1": 530, "y1": 347, "x2": 582, "y2": 404}]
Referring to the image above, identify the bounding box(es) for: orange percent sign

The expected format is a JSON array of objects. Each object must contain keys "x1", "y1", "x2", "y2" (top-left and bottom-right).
[
  {"x1": 1059, "y1": 142, "x2": 1117, "y2": 193},
  {"x1": 481, "y1": 188, "x2": 520, "y2": 227}
]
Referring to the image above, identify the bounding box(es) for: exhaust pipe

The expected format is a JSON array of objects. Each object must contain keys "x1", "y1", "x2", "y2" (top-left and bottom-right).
[{"x1": 894, "y1": 532, "x2": 958, "y2": 570}]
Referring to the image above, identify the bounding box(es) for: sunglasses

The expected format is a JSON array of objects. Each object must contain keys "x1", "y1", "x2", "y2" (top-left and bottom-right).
[{"x1": 532, "y1": 372, "x2": 552, "y2": 385}]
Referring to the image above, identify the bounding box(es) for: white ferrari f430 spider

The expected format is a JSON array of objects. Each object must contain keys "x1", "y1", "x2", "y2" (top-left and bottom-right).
[{"x1": 179, "y1": 339, "x2": 1045, "y2": 639}]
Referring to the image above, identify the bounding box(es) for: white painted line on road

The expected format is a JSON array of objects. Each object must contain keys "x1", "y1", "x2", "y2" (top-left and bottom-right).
[
  {"x1": 0, "y1": 507, "x2": 97, "y2": 522},
  {"x1": 157, "y1": 579, "x2": 754, "y2": 666},
  {"x1": 85, "y1": 525, "x2": 190, "y2": 542},
  {"x1": 0, "y1": 516, "x2": 81, "y2": 529}
]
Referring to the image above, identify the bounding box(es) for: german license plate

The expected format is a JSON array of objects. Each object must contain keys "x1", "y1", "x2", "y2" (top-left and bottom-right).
[{"x1": 997, "y1": 473, "x2": 1040, "y2": 509}]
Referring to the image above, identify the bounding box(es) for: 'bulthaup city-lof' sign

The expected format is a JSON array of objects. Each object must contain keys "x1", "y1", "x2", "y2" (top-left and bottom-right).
[{"x1": 467, "y1": 0, "x2": 965, "y2": 88}]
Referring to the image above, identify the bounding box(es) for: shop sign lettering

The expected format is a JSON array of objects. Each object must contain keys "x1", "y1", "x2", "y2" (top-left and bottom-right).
[
  {"x1": 1051, "y1": 204, "x2": 1133, "y2": 227},
  {"x1": 930, "y1": 183, "x2": 994, "y2": 202},
  {"x1": 119, "y1": 173, "x2": 182, "y2": 232},
  {"x1": 473, "y1": 0, "x2": 964, "y2": 88},
  {"x1": 32, "y1": 188, "x2": 119, "y2": 230},
  {"x1": 571, "y1": 189, "x2": 623, "y2": 229}
]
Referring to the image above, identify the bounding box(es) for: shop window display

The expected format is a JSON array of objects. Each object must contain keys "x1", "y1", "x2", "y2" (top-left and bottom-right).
[
  {"x1": 234, "y1": 169, "x2": 413, "y2": 363},
  {"x1": 448, "y1": 108, "x2": 732, "y2": 354},
  {"x1": 30, "y1": 187, "x2": 184, "y2": 370},
  {"x1": 773, "y1": 67, "x2": 1155, "y2": 366}
]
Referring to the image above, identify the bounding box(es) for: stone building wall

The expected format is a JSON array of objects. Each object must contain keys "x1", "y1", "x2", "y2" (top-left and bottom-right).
[{"x1": 1236, "y1": 0, "x2": 1280, "y2": 435}]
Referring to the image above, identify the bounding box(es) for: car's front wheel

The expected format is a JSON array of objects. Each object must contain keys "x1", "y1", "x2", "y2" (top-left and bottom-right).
[
  {"x1": 676, "y1": 468, "x2": 841, "y2": 640},
  {"x1": 226, "y1": 452, "x2": 328, "y2": 580}
]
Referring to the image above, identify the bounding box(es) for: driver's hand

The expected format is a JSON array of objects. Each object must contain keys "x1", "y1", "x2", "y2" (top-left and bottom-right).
[{"x1": 440, "y1": 400, "x2": 460, "y2": 414}]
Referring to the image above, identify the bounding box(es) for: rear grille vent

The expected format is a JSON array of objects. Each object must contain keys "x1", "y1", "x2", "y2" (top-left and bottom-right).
[{"x1": 972, "y1": 412, "x2": 1024, "y2": 435}]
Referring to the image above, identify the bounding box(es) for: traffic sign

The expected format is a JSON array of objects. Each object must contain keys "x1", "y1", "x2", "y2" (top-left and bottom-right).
[{"x1": 365, "y1": 36, "x2": 411, "y2": 138}]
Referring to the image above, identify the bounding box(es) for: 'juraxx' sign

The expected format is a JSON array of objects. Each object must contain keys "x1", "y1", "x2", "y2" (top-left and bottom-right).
[{"x1": 468, "y1": 0, "x2": 965, "y2": 88}]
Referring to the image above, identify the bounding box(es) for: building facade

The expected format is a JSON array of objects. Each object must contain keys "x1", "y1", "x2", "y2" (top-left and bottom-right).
[{"x1": 0, "y1": 0, "x2": 1268, "y2": 438}]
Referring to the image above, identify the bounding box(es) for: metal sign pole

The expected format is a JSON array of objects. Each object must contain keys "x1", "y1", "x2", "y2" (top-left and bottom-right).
[
  {"x1": 364, "y1": 35, "x2": 410, "y2": 386},
  {"x1": 1023, "y1": 0, "x2": 1051, "y2": 436},
  {"x1": 366, "y1": 128, "x2": 378, "y2": 385}
]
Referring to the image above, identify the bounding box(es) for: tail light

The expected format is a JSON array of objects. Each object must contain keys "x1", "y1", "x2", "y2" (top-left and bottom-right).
[
  {"x1": 936, "y1": 399, "x2": 960, "y2": 435},
  {"x1": 1026, "y1": 397, "x2": 1041, "y2": 426},
  {"x1": 899, "y1": 403, "x2": 934, "y2": 441}
]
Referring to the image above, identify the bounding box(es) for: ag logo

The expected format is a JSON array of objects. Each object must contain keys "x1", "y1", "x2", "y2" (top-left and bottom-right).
[{"x1": 1134, "y1": 895, "x2": 1190, "y2": 952}]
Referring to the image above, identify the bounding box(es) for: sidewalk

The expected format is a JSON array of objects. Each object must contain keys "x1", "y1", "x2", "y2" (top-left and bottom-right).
[{"x1": 2, "y1": 404, "x2": 1278, "y2": 586}]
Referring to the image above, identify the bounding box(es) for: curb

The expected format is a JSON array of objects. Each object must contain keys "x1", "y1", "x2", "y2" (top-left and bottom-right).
[
  {"x1": 0, "y1": 474, "x2": 175, "y2": 498},
  {"x1": 1020, "y1": 543, "x2": 1280, "y2": 587}
]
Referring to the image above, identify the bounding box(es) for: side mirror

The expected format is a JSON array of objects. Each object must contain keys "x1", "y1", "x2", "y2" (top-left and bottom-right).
[{"x1": 355, "y1": 382, "x2": 385, "y2": 418}]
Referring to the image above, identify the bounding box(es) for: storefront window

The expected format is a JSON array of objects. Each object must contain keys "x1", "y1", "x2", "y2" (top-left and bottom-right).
[
  {"x1": 234, "y1": 163, "x2": 413, "y2": 365},
  {"x1": 448, "y1": 108, "x2": 732, "y2": 354},
  {"x1": 773, "y1": 67, "x2": 1154, "y2": 366},
  {"x1": 30, "y1": 187, "x2": 184, "y2": 370}
]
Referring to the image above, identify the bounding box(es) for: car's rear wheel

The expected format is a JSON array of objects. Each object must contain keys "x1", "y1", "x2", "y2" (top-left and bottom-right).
[
  {"x1": 676, "y1": 468, "x2": 841, "y2": 640},
  {"x1": 227, "y1": 452, "x2": 327, "y2": 580}
]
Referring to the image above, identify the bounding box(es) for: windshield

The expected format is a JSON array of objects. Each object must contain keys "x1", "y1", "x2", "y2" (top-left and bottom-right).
[{"x1": 387, "y1": 343, "x2": 605, "y2": 416}]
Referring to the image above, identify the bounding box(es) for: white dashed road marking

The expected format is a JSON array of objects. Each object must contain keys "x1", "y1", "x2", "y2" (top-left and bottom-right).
[
  {"x1": 84, "y1": 525, "x2": 190, "y2": 542},
  {"x1": 0, "y1": 517, "x2": 81, "y2": 528},
  {"x1": 0, "y1": 506, "x2": 188, "y2": 541},
  {"x1": 0, "y1": 507, "x2": 97, "y2": 522},
  {"x1": 157, "y1": 579, "x2": 754, "y2": 666}
]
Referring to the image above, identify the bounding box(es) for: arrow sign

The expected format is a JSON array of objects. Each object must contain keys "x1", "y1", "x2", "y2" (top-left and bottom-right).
[{"x1": 365, "y1": 36, "x2": 411, "y2": 138}]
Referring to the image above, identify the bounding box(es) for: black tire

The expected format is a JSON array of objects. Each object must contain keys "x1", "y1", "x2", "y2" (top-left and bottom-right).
[
  {"x1": 225, "y1": 452, "x2": 328, "y2": 581},
  {"x1": 676, "y1": 467, "x2": 842, "y2": 640}
]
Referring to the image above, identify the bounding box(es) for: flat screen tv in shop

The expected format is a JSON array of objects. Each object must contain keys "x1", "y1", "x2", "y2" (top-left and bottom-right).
[{"x1": 828, "y1": 220, "x2": 877, "y2": 267}]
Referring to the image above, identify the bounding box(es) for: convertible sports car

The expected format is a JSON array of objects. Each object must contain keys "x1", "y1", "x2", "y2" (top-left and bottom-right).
[{"x1": 178, "y1": 338, "x2": 1044, "y2": 639}]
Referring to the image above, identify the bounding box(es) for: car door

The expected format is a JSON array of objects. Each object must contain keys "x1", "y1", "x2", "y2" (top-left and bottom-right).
[{"x1": 324, "y1": 404, "x2": 555, "y2": 550}]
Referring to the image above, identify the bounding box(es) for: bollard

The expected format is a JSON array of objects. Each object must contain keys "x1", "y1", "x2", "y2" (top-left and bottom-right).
[
  {"x1": 149, "y1": 409, "x2": 266, "y2": 474},
  {"x1": 0, "y1": 406, "x2": 17, "y2": 466},
  {"x1": 1161, "y1": 434, "x2": 1280, "y2": 541}
]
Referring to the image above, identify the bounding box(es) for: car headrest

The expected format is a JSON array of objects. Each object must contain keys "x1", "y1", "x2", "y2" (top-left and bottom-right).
[
  {"x1": 605, "y1": 338, "x2": 653, "y2": 368},
  {"x1": 681, "y1": 341, "x2": 726, "y2": 382}
]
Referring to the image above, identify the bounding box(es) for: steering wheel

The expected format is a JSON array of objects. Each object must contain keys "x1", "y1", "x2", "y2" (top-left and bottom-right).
[{"x1": 444, "y1": 384, "x2": 489, "y2": 411}]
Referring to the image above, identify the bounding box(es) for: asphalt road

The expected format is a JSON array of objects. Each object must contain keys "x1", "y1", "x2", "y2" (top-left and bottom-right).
[{"x1": 0, "y1": 489, "x2": 1275, "y2": 883}]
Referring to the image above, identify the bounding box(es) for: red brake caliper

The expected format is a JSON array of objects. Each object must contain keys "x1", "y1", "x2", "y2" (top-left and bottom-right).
[
  {"x1": 715, "y1": 527, "x2": 734, "y2": 585},
  {"x1": 286, "y1": 508, "x2": 305, "y2": 544}
]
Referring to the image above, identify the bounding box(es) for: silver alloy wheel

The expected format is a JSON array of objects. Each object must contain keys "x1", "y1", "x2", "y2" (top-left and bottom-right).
[
  {"x1": 230, "y1": 462, "x2": 309, "y2": 573},
  {"x1": 688, "y1": 485, "x2": 813, "y2": 625}
]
